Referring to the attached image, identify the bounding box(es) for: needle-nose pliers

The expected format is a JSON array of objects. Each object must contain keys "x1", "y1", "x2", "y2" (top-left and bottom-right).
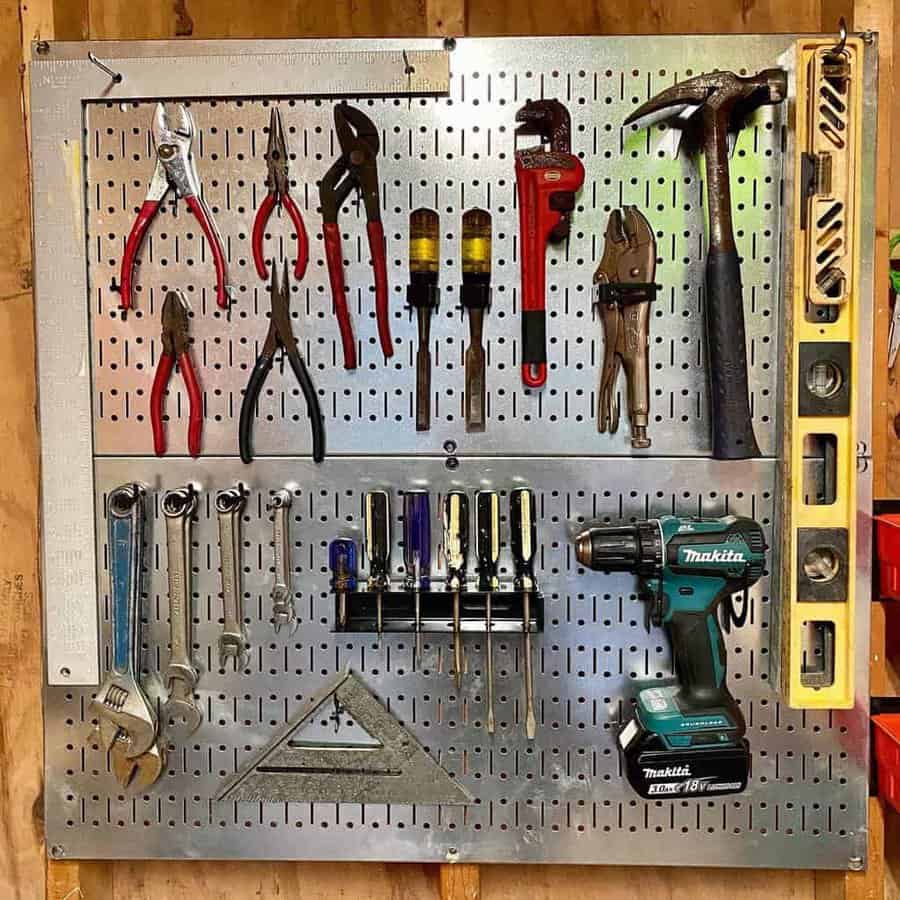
[
  {"x1": 252, "y1": 107, "x2": 309, "y2": 282},
  {"x1": 239, "y1": 261, "x2": 325, "y2": 464}
]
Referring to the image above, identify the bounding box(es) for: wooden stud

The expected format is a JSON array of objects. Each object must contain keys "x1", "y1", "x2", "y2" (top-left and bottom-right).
[{"x1": 440, "y1": 863, "x2": 481, "y2": 900}]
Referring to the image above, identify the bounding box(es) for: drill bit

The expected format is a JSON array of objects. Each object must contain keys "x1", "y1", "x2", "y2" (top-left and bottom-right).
[
  {"x1": 475, "y1": 490, "x2": 500, "y2": 734},
  {"x1": 364, "y1": 490, "x2": 391, "y2": 642},
  {"x1": 407, "y1": 209, "x2": 440, "y2": 432},
  {"x1": 510, "y1": 487, "x2": 537, "y2": 740},
  {"x1": 443, "y1": 490, "x2": 470, "y2": 691},
  {"x1": 403, "y1": 490, "x2": 431, "y2": 667},
  {"x1": 329, "y1": 539, "x2": 357, "y2": 630},
  {"x1": 461, "y1": 209, "x2": 492, "y2": 432}
]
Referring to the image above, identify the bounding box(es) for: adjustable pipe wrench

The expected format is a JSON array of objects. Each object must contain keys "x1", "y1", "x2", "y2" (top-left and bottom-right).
[{"x1": 515, "y1": 100, "x2": 585, "y2": 389}]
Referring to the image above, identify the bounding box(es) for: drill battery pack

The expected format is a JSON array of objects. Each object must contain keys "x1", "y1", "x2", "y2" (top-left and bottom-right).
[{"x1": 619, "y1": 714, "x2": 751, "y2": 799}]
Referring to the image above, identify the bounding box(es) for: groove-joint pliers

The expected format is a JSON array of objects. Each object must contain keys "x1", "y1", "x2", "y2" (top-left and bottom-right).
[{"x1": 318, "y1": 103, "x2": 391, "y2": 369}]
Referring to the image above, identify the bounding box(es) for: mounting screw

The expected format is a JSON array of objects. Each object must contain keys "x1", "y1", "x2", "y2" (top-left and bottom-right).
[
  {"x1": 50, "y1": 844, "x2": 66, "y2": 859},
  {"x1": 445, "y1": 847, "x2": 460, "y2": 862},
  {"x1": 443, "y1": 440, "x2": 457, "y2": 454},
  {"x1": 35, "y1": 41, "x2": 50, "y2": 55},
  {"x1": 443, "y1": 37, "x2": 457, "y2": 52},
  {"x1": 848, "y1": 856, "x2": 863, "y2": 871},
  {"x1": 862, "y1": 30, "x2": 875, "y2": 44}
]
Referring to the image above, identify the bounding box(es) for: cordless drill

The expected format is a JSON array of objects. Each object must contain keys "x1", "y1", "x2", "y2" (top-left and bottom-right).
[{"x1": 575, "y1": 515, "x2": 766, "y2": 799}]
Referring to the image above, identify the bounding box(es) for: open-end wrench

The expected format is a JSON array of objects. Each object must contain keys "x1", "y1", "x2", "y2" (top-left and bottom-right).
[
  {"x1": 89, "y1": 484, "x2": 157, "y2": 759},
  {"x1": 216, "y1": 485, "x2": 249, "y2": 671},
  {"x1": 111, "y1": 741, "x2": 165, "y2": 792},
  {"x1": 270, "y1": 490, "x2": 297, "y2": 633},
  {"x1": 161, "y1": 486, "x2": 202, "y2": 741}
]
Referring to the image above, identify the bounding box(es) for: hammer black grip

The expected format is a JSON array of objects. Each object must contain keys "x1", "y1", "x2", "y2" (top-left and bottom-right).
[{"x1": 705, "y1": 248, "x2": 761, "y2": 460}]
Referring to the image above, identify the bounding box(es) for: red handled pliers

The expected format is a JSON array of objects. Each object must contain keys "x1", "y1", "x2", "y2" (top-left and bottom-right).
[
  {"x1": 150, "y1": 290, "x2": 202, "y2": 457},
  {"x1": 318, "y1": 103, "x2": 391, "y2": 369},
  {"x1": 120, "y1": 103, "x2": 230, "y2": 312},
  {"x1": 252, "y1": 107, "x2": 309, "y2": 282}
]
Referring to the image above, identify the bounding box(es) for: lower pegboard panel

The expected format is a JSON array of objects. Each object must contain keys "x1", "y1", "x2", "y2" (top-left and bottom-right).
[{"x1": 42, "y1": 456, "x2": 868, "y2": 868}]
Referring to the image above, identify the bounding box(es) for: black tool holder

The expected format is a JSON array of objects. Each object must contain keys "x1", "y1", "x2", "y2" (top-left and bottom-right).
[{"x1": 335, "y1": 589, "x2": 544, "y2": 633}]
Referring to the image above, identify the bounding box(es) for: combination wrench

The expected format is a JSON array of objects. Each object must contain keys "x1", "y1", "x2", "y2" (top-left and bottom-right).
[
  {"x1": 270, "y1": 490, "x2": 297, "y2": 633},
  {"x1": 161, "y1": 486, "x2": 202, "y2": 740},
  {"x1": 216, "y1": 485, "x2": 249, "y2": 671},
  {"x1": 89, "y1": 484, "x2": 158, "y2": 759}
]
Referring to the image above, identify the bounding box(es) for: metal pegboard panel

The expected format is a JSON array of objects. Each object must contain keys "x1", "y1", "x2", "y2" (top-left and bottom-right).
[
  {"x1": 42, "y1": 456, "x2": 867, "y2": 868},
  {"x1": 86, "y1": 38, "x2": 784, "y2": 458}
]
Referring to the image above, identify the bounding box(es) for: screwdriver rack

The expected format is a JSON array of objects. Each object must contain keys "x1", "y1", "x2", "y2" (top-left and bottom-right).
[
  {"x1": 31, "y1": 35, "x2": 875, "y2": 870},
  {"x1": 337, "y1": 590, "x2": 543, "y2": 633}
]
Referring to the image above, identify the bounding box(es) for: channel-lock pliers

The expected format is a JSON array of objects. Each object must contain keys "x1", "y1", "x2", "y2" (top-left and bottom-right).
[
  {"x1": 319, "y1": 103, "x2": 391, "y2": 369},
  {"x1": 252, "y1": 107, "x2": 309, "y2": 282},
  {"x1": 119, "y1": 103, "x2": 230, "y2": 312},
  {"x1": 594, "y1": 206, "x2": 658, "y2": 449},
  {"x1": 150, "y1": 290, "x2": 202, "y2": 457},
  {"x1": 239, "y1": 260, "x2": 325, "y2": 463}
]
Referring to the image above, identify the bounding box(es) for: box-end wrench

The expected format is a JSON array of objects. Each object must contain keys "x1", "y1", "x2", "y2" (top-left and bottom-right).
[
  {"x1": 89, "y1": 484, "x2": 158, "y2": 759},
  {"x1": 216, "y1": 485, "x2": 249, "y2": 671},
  {"x1": 161, "y1": 486, "x2": 202, "y2": 741},
  {"x1": 270, "y1": 490, "x2": 297, "y2": 633}
]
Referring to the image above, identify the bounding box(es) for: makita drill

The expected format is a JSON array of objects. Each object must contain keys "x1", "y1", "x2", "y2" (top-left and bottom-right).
[{"x1": 575, "y1": 515, "x2": 766, "y2": 799}]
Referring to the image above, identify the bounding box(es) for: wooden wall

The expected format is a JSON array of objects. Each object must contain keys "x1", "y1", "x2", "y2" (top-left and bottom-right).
[{"x1": 2, "y1": 0, "x2": 898, "y2": 897}]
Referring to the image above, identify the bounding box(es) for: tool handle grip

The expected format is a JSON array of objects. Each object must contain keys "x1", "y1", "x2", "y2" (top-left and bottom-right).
[
  {"x1": 705, "y1": 248, "x2": 761, "y2": 460},
  {"x1": 238, "y1": 354, "x2": 274, "y2": 464},
  {"x1": 186, "y1": 195, "x2": 230, "y2": 310},
  {"x1": 120, "y1": 199, "x2": 159, "y2": 311},
  {"x1": 251, "y1": 193, "x2": 277, "y2": 280},
  {"x1": 107, "y1": 487, "x2": 143, "y2": 677},
  {"x1": 367, "y1": 221, "x2": 393, "y2": 358},
  {"x1": 179, "y1": 351, "x2": 203, "y2": 458},
  {"x1": 282, "y1": 192, "x2": 310, "y2": 282},
  {"x1": 666, "y1": 608, "x2": 735, "y2": 714},
  {"x1": 284, "y1": 344, "x2": 326, "y2": 463},
  {"x1": 150, "y1": 353, "x2": 175, "y2": 456},
  {"x1": 323, "y1": 221, "x2": 357, "y2": 370}
]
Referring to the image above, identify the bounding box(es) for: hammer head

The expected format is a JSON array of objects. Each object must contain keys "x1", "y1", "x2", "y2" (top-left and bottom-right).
[{"x1": 624, "y1": 68, "x2": 787, "y2": 131}]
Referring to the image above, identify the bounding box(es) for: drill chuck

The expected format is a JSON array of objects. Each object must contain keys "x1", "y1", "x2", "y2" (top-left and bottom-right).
[{"x1": 575, "y1": 521, "x2": 662, "y2": 577}]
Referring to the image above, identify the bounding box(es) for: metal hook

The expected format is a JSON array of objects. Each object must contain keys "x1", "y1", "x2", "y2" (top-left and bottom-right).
[
  {"x1": 832, "y1": 17, "x2": 848, "y2": 55},
  {"x1": 87, "y1": 51, "x2": 123, "y2": 84}
]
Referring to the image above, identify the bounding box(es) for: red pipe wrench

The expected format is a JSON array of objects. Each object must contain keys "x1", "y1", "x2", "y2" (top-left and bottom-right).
[{"x1": 514, "y1": 100, "x2": 584, "y2": 388}]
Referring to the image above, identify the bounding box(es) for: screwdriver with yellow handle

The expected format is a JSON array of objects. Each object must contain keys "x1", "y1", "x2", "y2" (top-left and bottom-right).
[
  {"x1": 510, "y1": 486, "x2": 537, "y2": 739},
  {"x1": 443, "y1": 490, "x2": 470, "y2": 691}
]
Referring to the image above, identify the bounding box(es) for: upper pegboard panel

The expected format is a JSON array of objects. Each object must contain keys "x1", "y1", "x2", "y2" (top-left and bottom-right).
[{"x1": 86, "y1": 40, "x2": 784, "y2": 458}]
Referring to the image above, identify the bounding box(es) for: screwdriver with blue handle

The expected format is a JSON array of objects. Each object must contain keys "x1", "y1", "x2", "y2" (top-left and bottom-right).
[
  {"x1": 403, "y1": 490, "x2": 431, "y2": 667},
  {"x1": 329, "y1": 538, "x2": 357, "y2": 630},
  {"x1": 575, "y1": 514, "x2": 766, "y2": 798}
]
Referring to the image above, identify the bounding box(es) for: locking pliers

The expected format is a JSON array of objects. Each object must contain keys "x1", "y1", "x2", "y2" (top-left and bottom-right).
[{"x1": 593, "y1": 206, "x2": 658, "y2": 449}]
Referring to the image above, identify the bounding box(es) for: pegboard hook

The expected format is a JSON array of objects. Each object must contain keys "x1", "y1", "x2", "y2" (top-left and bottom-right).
[
  {"x1": 87, "y1": 51, "x2": 123, "y2": 85},
  {"x1": 832, "y1": 17, "x2": 848, "y2": 55}
]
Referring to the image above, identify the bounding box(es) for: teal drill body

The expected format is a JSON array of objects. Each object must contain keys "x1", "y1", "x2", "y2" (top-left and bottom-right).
[{"x1": 576, "y1": 514, "x2": 766, "y2": 798}]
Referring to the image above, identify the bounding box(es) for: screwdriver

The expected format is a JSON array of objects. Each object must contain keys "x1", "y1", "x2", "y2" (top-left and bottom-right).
[
  {"x1": 364, "y1": 490, "x2": 391, "y2": 640},
  {"x1": 443, "y1": 490, "x2": 470, "y2": 690},
  {"x1": 407, "y1": 209, "x2": 441, "y2": 431},
  {"x1": 403, "y1": 490, "x2": 431, "y2": 666},
  {"x1": 461, "y1": 209, "x2": 492, "y2": 432},
  {"x1": 329, "y1": 538, "x2": 357, "y2": 631},
  {"x1": 475, "y1": 489, "x2": 500, "y2": 734},
  {"x1": 510, "y1": 487, "x2": 537, "y2": 740}
]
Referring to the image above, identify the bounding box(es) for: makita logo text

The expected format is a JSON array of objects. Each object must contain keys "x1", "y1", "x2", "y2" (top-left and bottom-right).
[
  {"x1": 642, "y1": 765, "x2": 691, "y2": 779},
  {"x1": 682, "y1": 548, "x2": 746, "y2": 564}
]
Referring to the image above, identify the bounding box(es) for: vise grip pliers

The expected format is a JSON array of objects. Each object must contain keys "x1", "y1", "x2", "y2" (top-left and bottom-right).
[{"x1": 594, "y1": 206, "x2": 658, "y2": 449}]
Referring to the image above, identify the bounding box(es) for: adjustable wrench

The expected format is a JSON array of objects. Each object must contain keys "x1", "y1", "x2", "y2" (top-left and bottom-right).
[
  {"x1": 111, "y1": 742, "x2": 166, "y2": 792},
  {"x1": 270, "y1": 490, "x2": 297, "y2": 633},
  {"x1": 161, "y1": 486, "x2": 202, "y2": 741},
  {"x1": 216, "y1": 486, "x2": 249, "y2": 671},
  {"x1": 90, "y1": 484, "x2": 157, "y2": 759}
]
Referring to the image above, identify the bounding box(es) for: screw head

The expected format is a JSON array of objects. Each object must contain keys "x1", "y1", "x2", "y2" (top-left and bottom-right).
[
  {"x1": 50, "y1": 844, "x2": 65, "y2": 859},
  {"x1": 848, "y1": 856, "x2": 863, "y2": 871},
  {"x1": 35, "y1": 40, "x2": 50, "y2": 55}
]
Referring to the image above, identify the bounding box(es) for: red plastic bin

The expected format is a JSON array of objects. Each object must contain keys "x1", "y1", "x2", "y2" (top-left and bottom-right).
[
  {"x1": 873, "y1": 715, "x2": 900, "y2": 813},
  {"x1": 876, "y1": 514, "x2": 900, "y2": 600}
]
